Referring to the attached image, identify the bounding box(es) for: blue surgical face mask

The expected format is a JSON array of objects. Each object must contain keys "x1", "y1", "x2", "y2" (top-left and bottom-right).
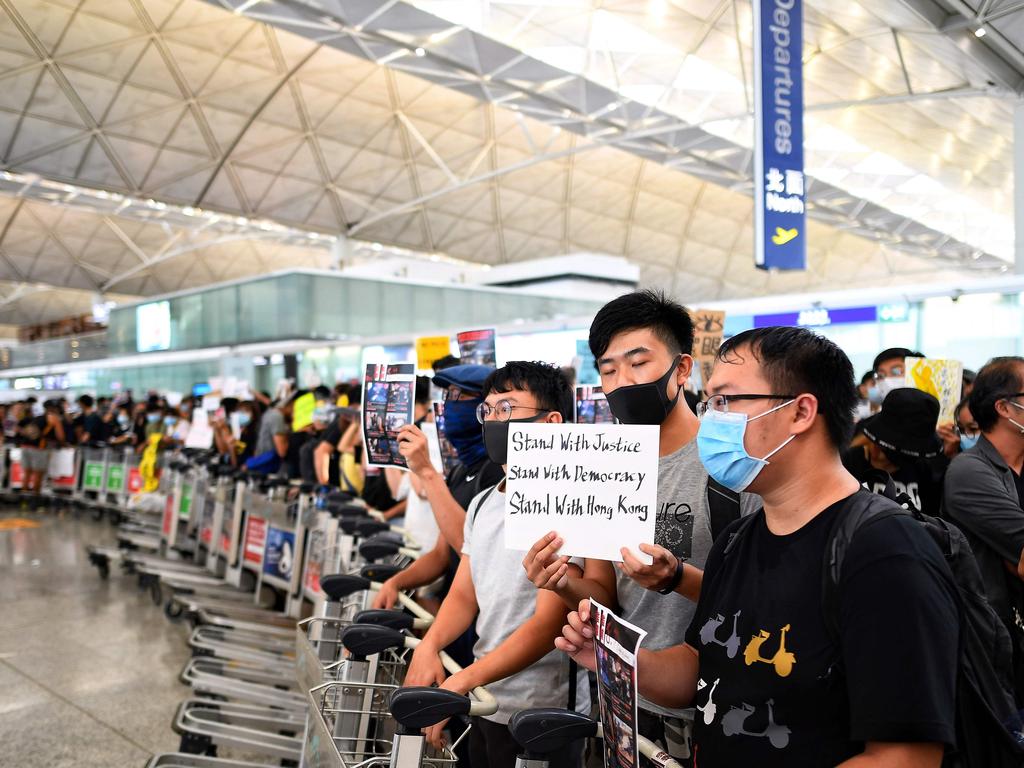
[
  {"x1": 117, "y1": 414, "x2": 130, "y2": 429},
  {"x1": 237, "y1": 412, "x2": 252, "y2": 428},
  {"x1": 696, "y1": 400, "x2": 797, "y2": 492},
  {"x1": 164, "y1": 415, "x2": 176, "y2": 427},
  {"x1": 868, "y1": 376, "x2": 905, "y2": 405},
  {"x1": 959, "y1": 433, "x2": 980, "y2": 452},
  {"x1": 146, "y1": 413, "x2": 160, "y2": 424}
]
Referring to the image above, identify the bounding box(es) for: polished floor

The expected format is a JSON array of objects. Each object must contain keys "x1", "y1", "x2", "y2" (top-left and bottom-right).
[{"x1": 0, "y1": 509, "x2": 192, "y2": 767}]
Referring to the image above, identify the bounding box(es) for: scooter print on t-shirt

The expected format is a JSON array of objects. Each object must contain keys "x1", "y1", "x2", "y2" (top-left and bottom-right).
[
  {"x1": 721, "y1": 699, "x2": 791, "y2": 749},
  {"x1": 744, "y1": 624, "x2": 796, "y2": 678},
  {"x1": 698, "y1": 612, "x2": 742, "y2": 659}
]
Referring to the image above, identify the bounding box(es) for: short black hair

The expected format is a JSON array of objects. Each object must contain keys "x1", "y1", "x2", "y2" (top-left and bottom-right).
[
  {"x1": 717, "y1": 326, "x2": 857, "y2": 449},
  {"x1": 859, "y1": 370, "x2": 875, "y2": 386},
  {"x1": 348, "y1": 384, "x2": 362, "y2": 406},
  {"x1": 969, "y1": 356, "x2": 1024, "y2": 432},
  {"x1": 432, "y1": 354, "x2": 461, "y2": 372},
  {"x1": 414, "y1": 376, "x2": 432, "y2": 406},
  {"x1": 78, "y1": 394, "x2": 94, "y2": 408},
  {"x1": 872, "y1": 347, "x2": 922, "y2": 373},
  {"x1": 313, "y1": 385, "x2": 332, "y2": 401},
  {"x1": 483, "y1": 361, "x2": 574, "y2": 422},
  {"x1": 589, "y1": 290, "x2": 695, "y2": 361}
]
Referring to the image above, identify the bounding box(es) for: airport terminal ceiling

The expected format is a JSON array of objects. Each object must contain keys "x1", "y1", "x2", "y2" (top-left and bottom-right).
[{"x1": 0, "y1": 0, "x2": 1022, "y2": 325}]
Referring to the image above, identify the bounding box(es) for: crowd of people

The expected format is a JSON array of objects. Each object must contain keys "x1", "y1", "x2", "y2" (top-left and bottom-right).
[{"x1": 12, "y1": 289, "x2": 1024, "y2": 767}]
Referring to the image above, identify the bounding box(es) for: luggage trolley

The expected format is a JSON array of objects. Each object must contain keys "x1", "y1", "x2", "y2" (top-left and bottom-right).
[
  {"x1": 304, "y1": 628, "x2": 498, "y2": 768},
  {"x1": 510, "y1": 709, "x2": 684, "y2": 768}
]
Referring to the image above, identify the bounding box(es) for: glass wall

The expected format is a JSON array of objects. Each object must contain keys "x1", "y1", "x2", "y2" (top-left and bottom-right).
[{"x1": 108, "y1": 272, "x2": 602, "y2": 355}]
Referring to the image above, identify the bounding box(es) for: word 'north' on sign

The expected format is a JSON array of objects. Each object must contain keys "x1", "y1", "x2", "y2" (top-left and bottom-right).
[{"x1": 504, "y1": 423, "x2": 659, "y2": 563}]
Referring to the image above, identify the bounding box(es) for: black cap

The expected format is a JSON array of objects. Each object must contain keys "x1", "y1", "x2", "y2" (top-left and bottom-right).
[{"x1": 861, "y1": 388, "x2": 942, "y2": 459}]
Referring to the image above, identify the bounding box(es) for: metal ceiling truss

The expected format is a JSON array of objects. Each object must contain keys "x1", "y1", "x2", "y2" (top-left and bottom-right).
[{"x1": 204, "y1": 0, "x2": 1007, "y2": 270}]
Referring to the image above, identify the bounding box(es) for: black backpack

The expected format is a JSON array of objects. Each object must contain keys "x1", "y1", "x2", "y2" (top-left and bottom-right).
[{"x1": 723, "y1": 478, "x2": 1024, "y2": 767}]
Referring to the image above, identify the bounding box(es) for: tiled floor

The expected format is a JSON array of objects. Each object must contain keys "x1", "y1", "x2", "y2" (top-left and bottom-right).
[{"x1": 0, "y1": 509, "x2": 192, "y2": 767}]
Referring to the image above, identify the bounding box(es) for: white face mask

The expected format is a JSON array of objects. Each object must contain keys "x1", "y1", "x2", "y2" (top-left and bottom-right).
[{"x1": 1008, "y1": 401, "x2": 1024, "y2": 434}]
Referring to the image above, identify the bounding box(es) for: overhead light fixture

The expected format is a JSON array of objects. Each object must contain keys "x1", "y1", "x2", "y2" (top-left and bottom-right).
[
  {"x1": 415, "y1": 47, "x2": 426, "y2": 56},
  {"x1": 975, "y1": 27, "x2": 986, "y2": 37}
]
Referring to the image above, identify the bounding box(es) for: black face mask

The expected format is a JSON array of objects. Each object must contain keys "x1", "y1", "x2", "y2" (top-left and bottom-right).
[
  {"x1": 604, "y1": 355, "x2": 682, "y2": 425},
  {"x1": 483, "y1": 414, "x2": 548, "y2": 465}
]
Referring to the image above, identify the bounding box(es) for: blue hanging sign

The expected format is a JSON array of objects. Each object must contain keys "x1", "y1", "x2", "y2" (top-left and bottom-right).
[{"x1": 753, "y1": 0, "x2": 806, "y2": 270}]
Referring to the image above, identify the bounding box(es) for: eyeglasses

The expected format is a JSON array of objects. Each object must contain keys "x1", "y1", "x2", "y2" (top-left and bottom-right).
[
  {"x1": 475, "y1": 400, "x2": 549, "y2": 424},
  {"x1": 873, "y1": 367, "x2": 904, "y2": 379},
  {"x1": 954, "y1": 424, "x2": 980, "y2": 439},
  {"x1": 696, "y1": 393, "x2": 797, "y2": 418}
]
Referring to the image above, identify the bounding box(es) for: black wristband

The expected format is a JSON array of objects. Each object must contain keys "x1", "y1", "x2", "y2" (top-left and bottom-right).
[{"x1": 657, "y1": 556, "x2": 684, "y2": 595}]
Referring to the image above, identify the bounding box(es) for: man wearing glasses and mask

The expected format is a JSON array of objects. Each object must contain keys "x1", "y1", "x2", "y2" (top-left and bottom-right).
[
  {"x1": 403, "y1": 361, "x2": 589, "y2": 768},
  {"x1": 521, "y1": 290, "x2": 760, "y2": 760},
  {"x1": 557, "y1": 326, "x2": 959, "y2": 767}
]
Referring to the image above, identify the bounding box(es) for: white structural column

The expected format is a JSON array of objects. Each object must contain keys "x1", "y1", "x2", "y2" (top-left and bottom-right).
[{"x1": 1017, "y1": 101, "x2": 1024, "y2": 274}]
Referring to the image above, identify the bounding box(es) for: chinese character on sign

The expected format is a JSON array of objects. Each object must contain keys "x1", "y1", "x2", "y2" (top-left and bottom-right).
[
  {"x1": 785, "y1": 170, "x2": 804, "y2": 196},
  {"x1": 765, "y1": 168, "x2": 785, "y2": 193}
]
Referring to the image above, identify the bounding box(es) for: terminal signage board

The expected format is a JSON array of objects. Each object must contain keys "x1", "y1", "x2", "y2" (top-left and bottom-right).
[
  {"x1": 754, "y1": 305, "x2": 877, "y2": 328},
  {"x1": 754, "y1": 0, "x2": 806, "y2": 270}
]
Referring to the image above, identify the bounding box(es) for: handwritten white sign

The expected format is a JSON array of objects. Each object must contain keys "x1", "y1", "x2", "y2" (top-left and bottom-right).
[{"x1": 504, "y1": 423, "x2": 659, "y2": 563}]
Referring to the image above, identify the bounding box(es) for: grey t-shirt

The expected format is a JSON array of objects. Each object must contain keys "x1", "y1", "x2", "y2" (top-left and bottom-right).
[
  {"x1": 255, "y1": 408, "x2": 288, "y2": 456},
  {"x1": 463, "y1": 485, "x2": 591, "y2": 725},
  {"x1": 616, "y1": 439, "x2": 761, "y2": 715}
]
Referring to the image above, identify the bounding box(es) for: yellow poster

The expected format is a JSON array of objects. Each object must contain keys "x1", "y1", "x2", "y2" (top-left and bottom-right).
[
  {"x1": 291, "y1": 392, "x2": 317, "y2": 431},
  {"x1": 139, "y1": 433, "x2": 163, "y2": 493},
  {"x1": 690, "y1": 308, "x2": 726, "y2": 389},
  {"x1": 906, "y1": 357, "x2": 963, "y2": 423},
  {"x1": 416, "y1": 335, "x2": 452, "y2": 371}
]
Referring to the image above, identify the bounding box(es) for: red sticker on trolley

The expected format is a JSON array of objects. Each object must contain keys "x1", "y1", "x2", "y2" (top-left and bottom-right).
[
  {"x1": 127, "y1": 468, "x2": 143, "y2": 494},
  {"x1": 220, "y1": 533, "x2": 231, "y2": 555},
  {"x1": 9, "y1": 461, "x2": 23, "y2": 489},
  {"x1": 162, "y1": 495, "x2": 175, "y2": 537},
  {"x1": 243, "y1": 517, "x2": 267, "y2": 564}
]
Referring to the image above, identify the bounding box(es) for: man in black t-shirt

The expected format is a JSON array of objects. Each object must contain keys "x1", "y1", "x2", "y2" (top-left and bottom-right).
[
  {"x1": 76, "y1": 394, "x2": 108, "y2": 446},
  {"x1": 558, "y1": 326, "x2": 958, "y2": 768}
]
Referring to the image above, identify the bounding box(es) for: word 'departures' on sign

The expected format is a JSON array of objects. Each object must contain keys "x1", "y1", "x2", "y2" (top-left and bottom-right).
[{"x1": 504, "y1": 423, "x2": 659, "y2": 564}]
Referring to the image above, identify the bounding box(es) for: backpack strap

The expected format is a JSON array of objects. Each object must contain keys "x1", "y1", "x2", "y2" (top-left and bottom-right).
[
  {"x1": 469, "y1": 483, "x2": 500, "y2": 525},
  {"x1": 820, "y1": 490, "x2": 908, "y2": 646},
  {"x1": 707, "y1": 477, "x2": 742, "y2": 541},
  {"x1": 721, "y1": 509, "x2": 762, "y2": 559}
]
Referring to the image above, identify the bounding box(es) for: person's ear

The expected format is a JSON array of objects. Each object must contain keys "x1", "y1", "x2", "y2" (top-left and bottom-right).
[
  {"x1": 546, "y1": 411, "x2": 564, "y2": 424},
  {"x1": 790, "y1": 393, "x2": 818, "y2": 435},
  {"x1": 677, "y1": 354, "x2": 694, "y2": 385}
]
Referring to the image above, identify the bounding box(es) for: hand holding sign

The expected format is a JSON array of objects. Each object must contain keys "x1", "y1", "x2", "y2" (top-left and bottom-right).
[{"x1": 504, "y1": 424, "x2": 659, "y2": 564}]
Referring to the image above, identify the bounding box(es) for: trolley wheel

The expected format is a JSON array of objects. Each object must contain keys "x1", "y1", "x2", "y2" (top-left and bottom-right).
[
  {"x1": 108, "y1": 510, "x2": 122, "y2": 526},
  {"x1": 179, "y1": 732, "x2": 215, "y2": 756},
  {"x1": 91, "y1": 506, "x2": 104, "y2": 521},
  {"x1": 97, "y1": 561, "x2": 110, "y2": 580},
  {"x1": 150, "y1": 579, "x2": 162, "y2": 605},
  {"x1": 164, "y1": 600, "x2": 185, "y2": 621}
]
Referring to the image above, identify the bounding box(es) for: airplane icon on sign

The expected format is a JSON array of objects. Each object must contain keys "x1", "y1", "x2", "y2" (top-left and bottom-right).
[{"x1": 771, "y1": 227, "x2": 798, "y2": 246}]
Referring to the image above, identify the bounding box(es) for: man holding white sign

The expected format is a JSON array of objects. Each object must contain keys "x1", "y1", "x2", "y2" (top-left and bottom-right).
[
  {"x1": 404, "y1": 361, "x2": 589, "y2": 768},
  {"x1": 521, "y1": 290, "x2": 760, "y2": 760}
]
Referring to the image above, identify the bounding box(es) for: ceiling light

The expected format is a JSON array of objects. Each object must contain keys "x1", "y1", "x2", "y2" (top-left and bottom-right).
[
  {"x1": 975, "y1": 27, "x2": 986, "y2": 37},
  {"x1": 415, "y1": 47, "x2": 426, "y2": 56}
]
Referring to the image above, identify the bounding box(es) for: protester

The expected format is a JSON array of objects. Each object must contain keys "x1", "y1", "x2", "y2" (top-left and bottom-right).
[
  {"x1": 372, "y1": 364, "x2": 504, "y2": 668},
  {"x1": 252, "y1": 391, "x2": 298, "y2": 470},
  {"x1": 404, "y1": 361, "x2": 589, "y2": 767},
  {"x1": 866, "y1": 346, "x2": 921, "y2": 407},
  {"x1": 938, "y1": 395, "x2": 978, "y2": 458},
  {"x1": 557, "y1": 326, "x2": 959, "y2": 767},
  {"x1": 943, "y1": 356, "x2": 1024, "y2": 700},
  {"x1": 314, "y1": 385, "x2": 361, "y2": 487},
  {"x1": 842, "y1": 388, "x2": 947, "y2": 515},
  {"x1": 19, "y1": 399, "x2": 65, "y2": 495},
  {"x1": 521, "y1": 290, "x2": 759, "y2": 760}
]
